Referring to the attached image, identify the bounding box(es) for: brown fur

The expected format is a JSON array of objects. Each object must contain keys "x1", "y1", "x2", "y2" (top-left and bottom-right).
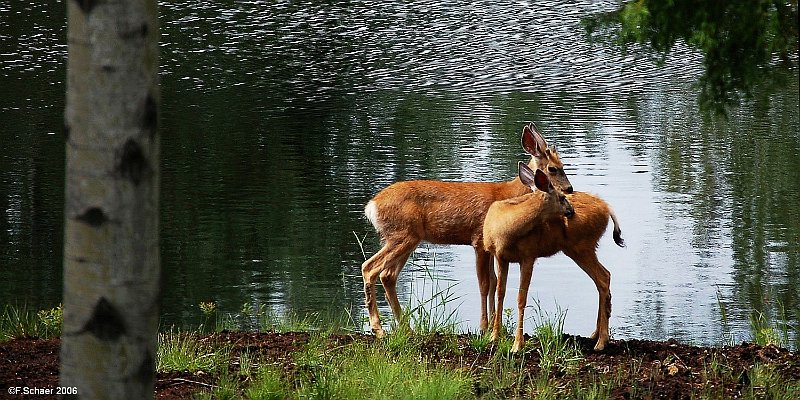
[
  {"x1": 361, "y1": 124, "x2": 572, "y2": 337},
  {"x1": 483, "y1": 191, "x2": 624, "y2": 352}
]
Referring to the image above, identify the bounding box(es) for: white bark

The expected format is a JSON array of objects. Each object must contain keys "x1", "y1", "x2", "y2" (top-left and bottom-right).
[{"x1": 61, "y1": 1, "x2": 160, "y2": 398}]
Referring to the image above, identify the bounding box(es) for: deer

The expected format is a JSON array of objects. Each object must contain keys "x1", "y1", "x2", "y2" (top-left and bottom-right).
[
  {"x1": 362, "y1": 123, "x2": 574, "y2": 338},
  {"x1": 483, "y1": 162, "x2": 625, "y2": 352}
]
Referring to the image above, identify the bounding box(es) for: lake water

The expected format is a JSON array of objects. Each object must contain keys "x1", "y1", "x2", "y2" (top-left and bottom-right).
[{"x1": 1, "y1": 1, "x2": 798, "y2": 347}]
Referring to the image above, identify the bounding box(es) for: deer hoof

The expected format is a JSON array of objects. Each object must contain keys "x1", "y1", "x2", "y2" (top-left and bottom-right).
[{"x1": 593, "y1": 339, "x2": 607, "y2": 351}]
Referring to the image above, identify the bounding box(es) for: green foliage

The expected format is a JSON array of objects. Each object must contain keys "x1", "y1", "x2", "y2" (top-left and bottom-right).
[
  {"x1": 199, "y1": 301, "x2": 217, "y2": 317},
  {"x1": 476, "y1": 337, "x2": 529, "y2": 398},
  {"x1": 405, "y1": 252, "x2": 463, "y2": 335},
  {"x1": 528, "y1": 374, "x2": 560, "y2": 400},
  {"x1": 384, "y1": 323, "x2": 419, "y2": 355},
  {"x1": 533, "y1": 321, "x2": 582, "y2": 374},
  {"x1": 194, "y1": 373, "x2": 239, "y2": 400},
  {"x1": 468, "y1": 331, "x2": 493, "y2": 352},
  {"x1": 744, "y1": 363, "x2": 800, "y2": 400},
  {"x1": 749, "y1": 309, "x2": 787, "y2": 348},
  {"x1": 529, "y1": 302, "x2": 583, "y2": 374},
  {"x1": 0, "y1": 304, "x2": 62, "y2": 340},
  {"x1": 157, "y1": 329, "x2": 231, "y2": 373},
  {"x1": 292, "y1": 340, "x2": 471, "y2": 400},
  {"x1": 245, "y1": 367, "x2": 289, "y2": 400},
  {"x1": 570, "y1": 378, "x2": 612, "y2": 400},
  {"x1": 198, "y1": 301, "x2": 229, "y2": 333},
  {"x1": 584, "y1": 0, "x2": 799, "y2": 115},
  {"x1": 699, "y1": 354, "x2": 736, "y2": 399}
]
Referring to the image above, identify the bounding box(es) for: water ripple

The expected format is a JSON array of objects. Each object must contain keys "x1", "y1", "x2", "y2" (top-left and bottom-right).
[{"x1": 160, "y1": 0, "x2": 702, "y2": 101}]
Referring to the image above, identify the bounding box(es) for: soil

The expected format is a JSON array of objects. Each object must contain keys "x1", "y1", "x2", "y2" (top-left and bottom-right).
[{"x1": 1, "y1": 332, "x2": 798, "y2": 399}]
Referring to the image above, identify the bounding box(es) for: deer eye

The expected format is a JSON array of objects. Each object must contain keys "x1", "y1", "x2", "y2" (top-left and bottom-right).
[{"x1": 548, "y1": 166, "x2": 558, "y2": 173}]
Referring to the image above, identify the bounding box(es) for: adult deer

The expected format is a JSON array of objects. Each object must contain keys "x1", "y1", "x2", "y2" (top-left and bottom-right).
[
  {"x1": 362, "y1": 123, "x2": 573, "y2": 338},
  {"x1": 483, "y1": 163, "x2": 624, "y2": 352}
]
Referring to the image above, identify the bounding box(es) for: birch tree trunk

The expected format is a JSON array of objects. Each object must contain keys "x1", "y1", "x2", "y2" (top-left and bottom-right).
[{"x1": 61, "y1": 1, "x2": 160, "y2": 398}]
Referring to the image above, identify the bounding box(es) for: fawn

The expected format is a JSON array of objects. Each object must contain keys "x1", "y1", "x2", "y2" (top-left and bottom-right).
[{"x1": 483, "y1": 162, "x2": 624, "y2": 352}]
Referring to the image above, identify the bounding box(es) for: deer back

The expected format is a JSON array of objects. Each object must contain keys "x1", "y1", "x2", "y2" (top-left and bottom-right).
[
  {"x1": 560, "y1": 192, "x2": 612, "y2": 247},
  {"x1": 368, "y1": 178, "x2": 531, "y2": 246}
]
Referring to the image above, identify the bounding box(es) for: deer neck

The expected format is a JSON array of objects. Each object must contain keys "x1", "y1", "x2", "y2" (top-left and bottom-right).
[
  {"x1": 502, "y1": 176, "x2": 534, "y2": 198},
  {"x1": 501, "y1": 157, "x2": 542, "y2": 198}
]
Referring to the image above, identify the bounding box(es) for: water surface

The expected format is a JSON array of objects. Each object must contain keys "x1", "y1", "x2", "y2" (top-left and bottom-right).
[{"x1": 1, "y1": 0, "x2": 797, "y2": 347}]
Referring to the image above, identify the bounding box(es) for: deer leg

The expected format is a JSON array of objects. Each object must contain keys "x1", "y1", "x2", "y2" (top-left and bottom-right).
[
  {"x1": 380, "y1": 243, "x2": 416, "y2": 332},
  {"x1": 362, "y1": 238, "x2": 419, "y2": 337},
  {"x1": 565, "y1": 249, "x2": 612, "y2": 351},
  {"x1": 513, "y1": 260, "x2": 535, "y2": 353},
  {"x1": 474, "y1": 247, "x2": 495, "y2": 333},
  {"x1": 487, "y1": 256, "x2": 497, "y2": 332},
  {"x1": 362, "y1": 245, "x2": 391, "y2": 337},
  {"x1": 491, "y1": 258, "x2": 510, "y2": 342}
]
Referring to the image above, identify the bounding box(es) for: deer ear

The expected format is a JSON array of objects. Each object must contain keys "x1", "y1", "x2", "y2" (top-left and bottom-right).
[
  {"x1": 521, "y1": 122, "x2": 548, "y2": 157},
  {"x1": 533, "y1": 168, "x2": 552, "y2": 193},
  {"x1": 518, "y1": 161, "x2": 537, "y2": 190}
]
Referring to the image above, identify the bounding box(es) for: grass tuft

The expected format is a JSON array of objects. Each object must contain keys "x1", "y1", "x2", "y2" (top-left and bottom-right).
[
  {"x1": 0, "y1": 304, "x2": 61, "y2": 341},
  {"x1": 287, "y1": 338, "x2": 471, "y2": 400},
  {"x1": 157, "y1": 328, "x2": 230, "y2": 373},
  {"x1": 405, "y1": 249, "x2": 463, "y2": 335},
  {"x1": 530, "y1": 302, "x2": 582, "y2": 374}
]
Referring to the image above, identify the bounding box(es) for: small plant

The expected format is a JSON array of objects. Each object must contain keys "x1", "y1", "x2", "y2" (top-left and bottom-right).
[
  {"x1": 36, "y1": 304, "x2": 62, "y2": 337},
  {"x1": 744, "y1": 363, "x2": 786, "y2": 399},
  {"x1": 384, "y1": 322, "x2": 419, "y2": 356},
  {"x1": 194, "y1": 373, "x2": 239, "y2": 400},
  {"x1": 528, "y1": 373, "x2": 559, "y2": 400},
  {"x1": 571, "y1": 377, "x2": 612, "y2": 400},
  {"x1": 503, "y1": 307, "x2": 516, "y2": 335},
  {"x1": 199, "y1": 301, "x2": 217, "y2": 316},
  {"x1": 246, "y1": 367, "x2": 289, "y2": 400},
  {"x1": 530, "y1": 302, "x2": 582, "y2": 374},
  {"x1": 697, "y1": 352, "x2": 735, "y2": 398},
  {"x1": 469, "y1": 331, "x2": 493, "y2": 352},
  {"x1": 750, "y1": 310, "x2": 782, "y2": 347},
  {"x1": 198, "y1": 301, "x2": 217, "y2": 332},
  {"x1": 0, "y1": 304, "x2": 62, "y2": 340},
  {"x1": 405, "y1": 249, "x2": 463, "y2": 335},
  {"x1": 480, "y1": 337, "x2": 529, "y2": 397},
  {"x1": 157, "y1": 328, "x2": 230, "y2": 373},
  {"x1": 237, "y1": 349, "x2": 254, "y2": 377},
  {"x1": 491, "y1": 332, "x2": 516, "y2": 356}
]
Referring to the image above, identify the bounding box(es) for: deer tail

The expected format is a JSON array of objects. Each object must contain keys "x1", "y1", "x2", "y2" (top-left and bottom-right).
[{"x1": 609, "y1": 209, "x2": 625, "y2": 248}]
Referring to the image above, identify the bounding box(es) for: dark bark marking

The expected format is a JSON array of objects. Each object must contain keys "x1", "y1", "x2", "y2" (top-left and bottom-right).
[
  {"x1": 116, "y1": 138, "x2": 149, "y2": 185},
  {"x1": 64, "y1": 124, "x2": 70, "y2": 142},
  {"x1": 73, "y1": 0, "x2": 96, "y2": 14},
  {"x1": 142, "y1": 95, "x2": 158, "y2": 138},
  {"x1": 82, "y1": 297, "x2": 126, "y2": 341},
  {"x1": 119, "y1": 23, "x2": 149, "y2": 40},
  {"x1": 76, "y1": 207, "x2": 107, "y2": 227},
  {"x1": 102, "y1": 64, "x2": 117, "y2": 73}
]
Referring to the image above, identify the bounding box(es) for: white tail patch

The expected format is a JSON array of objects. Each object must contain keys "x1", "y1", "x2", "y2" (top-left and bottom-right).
[{"x1": 364, "y1": 200, "x2": 382, "y2": 233}]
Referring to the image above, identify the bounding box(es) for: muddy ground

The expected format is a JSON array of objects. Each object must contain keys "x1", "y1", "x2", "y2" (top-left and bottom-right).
[{"x1": 2, "y1": 332, "x2": 798, "y2": 399}]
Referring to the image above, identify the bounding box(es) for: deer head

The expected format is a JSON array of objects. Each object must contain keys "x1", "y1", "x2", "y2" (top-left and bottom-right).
[
  {"x1": 521, "y1": 122, "x2": 573, "y2": 194},
  {"x1": 518, "y1": 161, "x2": 574, "y2": 218}
]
